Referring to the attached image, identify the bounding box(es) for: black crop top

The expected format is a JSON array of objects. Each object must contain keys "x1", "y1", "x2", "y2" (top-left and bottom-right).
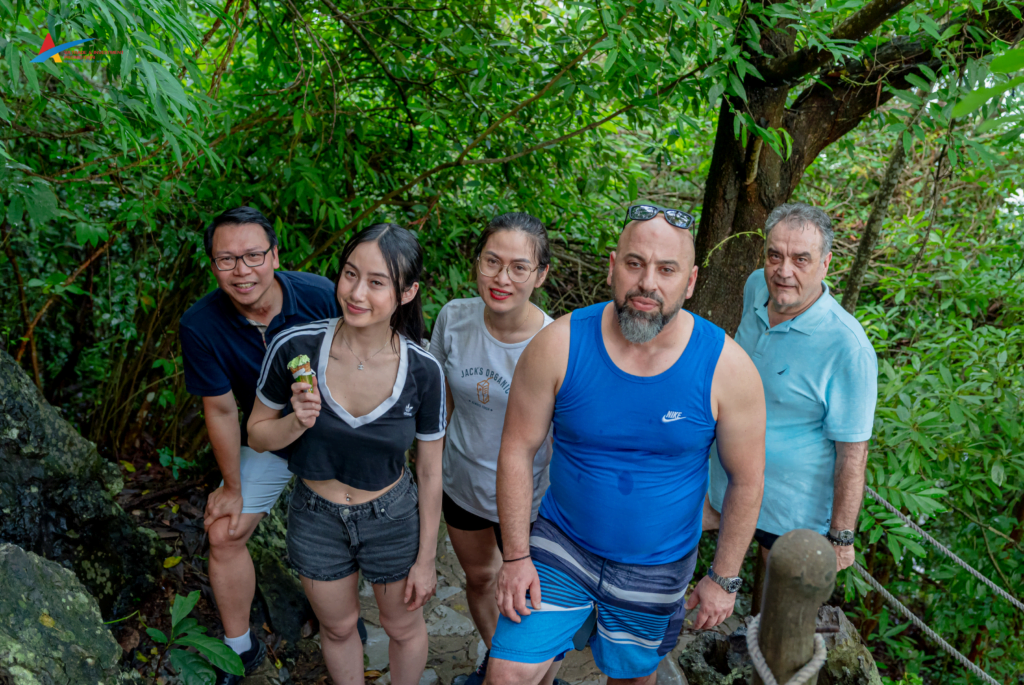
[{"x1": 256, "y1": 318, "x2": 446, "y2": 490}]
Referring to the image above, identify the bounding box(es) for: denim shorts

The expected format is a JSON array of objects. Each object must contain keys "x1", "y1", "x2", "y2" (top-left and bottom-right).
[{"x1": 286, "y1": 469, "x2": 420, "y2": 584}]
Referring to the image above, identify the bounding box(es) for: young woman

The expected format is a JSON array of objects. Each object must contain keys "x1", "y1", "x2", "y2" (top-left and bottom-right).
[
  {"x1": 429, "y1": 213, "x2": 564, "y2": 685},
  {"x1": 247, "y1": 224, "x2": 445, "y2": 685}
]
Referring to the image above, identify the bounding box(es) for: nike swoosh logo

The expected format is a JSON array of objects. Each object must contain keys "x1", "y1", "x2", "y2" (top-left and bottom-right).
[
  {"x1": 31, "y1": 38, "x2": 93, "y2": 63},
  {"x1": 661, "y1": 415, "x2": 686, "y2": 423}
]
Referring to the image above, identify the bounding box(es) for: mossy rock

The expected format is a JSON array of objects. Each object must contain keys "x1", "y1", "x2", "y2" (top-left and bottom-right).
[
  {"x1": 0, "y1": 350, "x2": 160, "y2": 613},
  {"x1": 0, "y1": 544, "x2": 120, "y2": 685}
]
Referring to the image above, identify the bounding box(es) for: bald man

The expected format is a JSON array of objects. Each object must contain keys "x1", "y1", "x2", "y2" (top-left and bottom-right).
[{"x1": 484, "y1": 204, "x2": 766, "y2": 685}]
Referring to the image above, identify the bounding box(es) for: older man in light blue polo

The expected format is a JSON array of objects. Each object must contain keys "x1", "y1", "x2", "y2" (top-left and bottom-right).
[{"x1": 705, "y1": 202, "x2": 877, "y2": 571}]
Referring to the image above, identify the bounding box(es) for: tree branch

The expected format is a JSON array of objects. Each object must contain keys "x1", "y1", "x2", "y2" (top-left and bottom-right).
[
  {"x1": 14, "y1": 231, "x2": 125, "y2": 364},
  {"x1": 2, "y1": 222, "x2": 41, "y2": 388},
  {"x1": 763, "y1": 0, "x2": 916, "y2": 84},
  {"x1": 8, "y1": 124, "x2": 97, "y2": 140},
  {"x1": 784, "y1": 3, "x2": 1023, "y2": 181},
  {"x1": 842, "y1": 101, "x2": 926, "y2": 312},
  {"x1": 453, "y1": 8, "x2": 634, "y2": 166},
  {"x1": 294, "y1": 61, "x2": 706, "y2": 270}
]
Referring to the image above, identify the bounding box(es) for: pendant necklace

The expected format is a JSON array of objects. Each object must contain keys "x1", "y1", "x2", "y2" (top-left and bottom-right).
[
  {"x1": 486, "y1": 305, "x2": 532, "y2": 342},
  {"x1": 339, "y1": 324, "x2": 391, "y2": 371}
]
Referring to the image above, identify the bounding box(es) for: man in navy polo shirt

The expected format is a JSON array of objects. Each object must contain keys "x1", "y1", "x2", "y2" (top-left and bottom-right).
[{"x1": 179, "y1": 206, "x2": 339, "y2": 684}]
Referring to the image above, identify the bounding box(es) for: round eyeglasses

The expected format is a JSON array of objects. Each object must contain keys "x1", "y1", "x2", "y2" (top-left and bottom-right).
[
  {"x1": 624, "y1": 204, "x2": 695, "y2": 230},
  {"x1": 477, "y1": 256, "x2": 541, "y2": 283},
  {"x1": 212, "y1": 248, "x2": 273, "y2": 271}
]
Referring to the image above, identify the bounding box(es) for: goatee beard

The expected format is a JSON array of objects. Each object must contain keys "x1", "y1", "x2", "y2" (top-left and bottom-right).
[{"x1": 614, "y1": 288, "x2": 681, "y2": 344}]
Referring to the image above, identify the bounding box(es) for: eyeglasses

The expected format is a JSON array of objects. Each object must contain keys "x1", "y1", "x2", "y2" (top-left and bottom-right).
[
  {"x1": 624, "y1": 204, "x2": 695, "y2": 230},
  {"x1": 477, "y1": 256, "x2": 541, "y2": 283},
  {"x1": 212, "y1": 248, "x2": 273, "y2": 271}
]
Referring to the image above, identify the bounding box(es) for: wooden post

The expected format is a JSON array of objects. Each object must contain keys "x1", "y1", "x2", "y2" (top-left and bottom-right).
[{"x1": 751, "y1": 529, "x2": 836, "y2": 685}]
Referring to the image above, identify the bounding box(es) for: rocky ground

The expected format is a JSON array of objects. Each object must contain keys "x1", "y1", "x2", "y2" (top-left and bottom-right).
[{"x1": 240, "y1": 526, "x2": 754, "y2": 685}]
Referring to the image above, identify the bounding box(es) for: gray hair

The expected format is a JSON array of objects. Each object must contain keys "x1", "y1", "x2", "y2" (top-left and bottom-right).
[{"x1": 764, "y1": 202, "x2": 834, "y2": 259}]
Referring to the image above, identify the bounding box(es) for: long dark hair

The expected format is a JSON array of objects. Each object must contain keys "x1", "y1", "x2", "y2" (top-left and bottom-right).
[
  {"x1": 336, "y1": 223, "x2": 425, "y2": 346},
  {"x1": 473, "y1": 212, "x2": 551, "y2": 271}
]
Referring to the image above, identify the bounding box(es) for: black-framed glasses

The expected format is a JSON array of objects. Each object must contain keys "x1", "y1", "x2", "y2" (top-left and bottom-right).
[
  {"x1": 477, "y1": 256, "x2": 541, "y2": 283},
  {"x1": 624, "y1": 204, "x2": 695, "y2": 230},
  {"x1": 212, "y1": 248, "x2": 273, "y2": 271}
]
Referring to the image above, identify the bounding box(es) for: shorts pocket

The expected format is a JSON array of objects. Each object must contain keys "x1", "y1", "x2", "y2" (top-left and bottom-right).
[
  {"x1": 381, "y1": 486, "x2": 418, "y2": 522},
  {"x1": 289, "y1": 488, "x2": 310, "y2": 513}
]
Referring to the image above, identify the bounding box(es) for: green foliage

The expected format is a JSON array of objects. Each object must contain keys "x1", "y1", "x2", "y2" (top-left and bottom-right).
[
  {"x1": 3, "y1": 0, "x2": 1024, "y2": 682},
  {"x1": 805, "y1": 134, "x2": 1024, "y2": 680},
  {"x1": 144, "y1": 590, "x2": 243, "y2": 683}
]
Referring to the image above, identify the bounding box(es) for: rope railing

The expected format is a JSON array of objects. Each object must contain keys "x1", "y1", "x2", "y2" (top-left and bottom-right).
[
  {"x1": 851, "y1": 485, "x2": 1019, "y2": 685},
  {"x1": 853, "y1": 563, "x2": 1000, "y2": 685},
  {"x1": 864, "y1": 485, "x2": 1024, "y2": 613}
]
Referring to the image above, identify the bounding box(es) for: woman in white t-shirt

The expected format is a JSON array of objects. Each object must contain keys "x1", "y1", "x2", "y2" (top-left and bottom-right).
[{"x1": 430, "y1": 213, "x2": 564, "y2": 685}]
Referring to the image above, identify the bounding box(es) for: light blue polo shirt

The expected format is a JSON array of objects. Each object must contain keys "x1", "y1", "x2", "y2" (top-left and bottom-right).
[{"x1": 708, "y1": 269, "x2": 878, "y2": 535}]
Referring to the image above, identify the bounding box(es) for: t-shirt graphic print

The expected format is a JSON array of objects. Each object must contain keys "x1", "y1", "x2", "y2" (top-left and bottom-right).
[{"x1": 429, "y1": 297, "x2": 553, "y2": 522}]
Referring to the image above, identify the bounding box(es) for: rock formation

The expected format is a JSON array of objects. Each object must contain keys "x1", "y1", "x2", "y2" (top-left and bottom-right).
[{"x1": 0, "y1": 349, "x2": 160, "y2": 614}]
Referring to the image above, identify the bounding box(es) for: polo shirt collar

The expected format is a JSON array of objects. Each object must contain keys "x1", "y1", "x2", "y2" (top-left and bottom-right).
[
  {"x1": 754, "y1": 277, "x2": 831, "y2": 335},
  {"x1": 216, "y1": 271, "x2": 293, "y2": 328}
]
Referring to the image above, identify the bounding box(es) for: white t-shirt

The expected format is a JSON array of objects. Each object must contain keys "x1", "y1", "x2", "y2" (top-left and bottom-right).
[{"x1": 429, "y1": 297, "x2": 554, "y2": 522}]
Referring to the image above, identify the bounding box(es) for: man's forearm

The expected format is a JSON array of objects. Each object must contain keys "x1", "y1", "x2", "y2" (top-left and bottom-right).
[
  {"x1": 831, "y1": 441, "x2": 869, "y2": 530},
  {"x1": 714, "y1": 480, "x2": 763, "y2": 576},
  {"x1": 496, "y1": 448, "x2": 535, "y2": 559},
  {"x1": 206, "y1": 411, "x2": 242, "y2": 489}
]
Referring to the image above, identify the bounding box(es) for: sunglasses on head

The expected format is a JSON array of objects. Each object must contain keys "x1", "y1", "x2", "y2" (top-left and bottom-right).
[{"x1": 623, "y1": 204, "x2": 695, "y2": 230}]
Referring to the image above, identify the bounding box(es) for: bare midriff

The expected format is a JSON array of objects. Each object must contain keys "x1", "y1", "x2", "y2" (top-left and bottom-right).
[{"x1": 302, "y1": 469, "x2": 404, "y2": 505}]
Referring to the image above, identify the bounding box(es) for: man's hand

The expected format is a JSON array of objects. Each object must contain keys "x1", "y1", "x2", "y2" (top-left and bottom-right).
[
  {"x1": 495, "y1": 557, "x2": 541, "y2": 623},
  {"x1": 204, "y1": 485, "x2": 243, "y2": 536},
  {"x1": 290, "y1": 375, "x2": 321, "y2": 428},
  {"x1": 404, "y1": 558, "x2": 437, "y2": 611},
  {"x1": 835, "y1": 544, "x2": 854, "y2": 571},
  {"x1": 684, "y1": 576, "x2": 736, "y2": 630}
]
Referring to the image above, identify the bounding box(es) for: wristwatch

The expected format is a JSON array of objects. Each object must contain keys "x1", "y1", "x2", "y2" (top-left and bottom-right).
[
  {"x1": 706, "y1": 565, "x2": 743, "y2": 594},
  {"x1": 827, "y1": 529, "x2": 855, "y2": 546}
]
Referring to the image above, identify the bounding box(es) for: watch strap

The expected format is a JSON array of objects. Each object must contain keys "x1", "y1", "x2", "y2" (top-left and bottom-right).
[
  {"x1": 827, "y1": 529, "x2": 855, "y2": 546},
  {"x1": 707, "y1": 565, "x2": 742, "y2": 593}
]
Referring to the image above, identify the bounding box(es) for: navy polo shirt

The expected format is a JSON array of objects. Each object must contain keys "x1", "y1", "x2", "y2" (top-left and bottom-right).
[{"x1": 179, "y1": 270, "x2": 340, "y2": 456}]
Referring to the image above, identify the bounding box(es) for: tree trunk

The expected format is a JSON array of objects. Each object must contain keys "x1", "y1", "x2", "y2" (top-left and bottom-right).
[
  {"x1": 687, "y1": 3, "x2": 1024, "y2": 333},
  {"x1": 842, "y1": 105, "x2": 924, "y2": 312}
]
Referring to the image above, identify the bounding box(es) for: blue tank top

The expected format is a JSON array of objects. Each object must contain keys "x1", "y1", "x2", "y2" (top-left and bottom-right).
[{"x1": 537, "y1": 302, "x2": 725, "y2": 564}]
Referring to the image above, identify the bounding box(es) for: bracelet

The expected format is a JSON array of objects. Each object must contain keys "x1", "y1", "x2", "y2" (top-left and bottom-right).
[{"x1": 502, "y1": 554, "x2": 531, "y2": 563}]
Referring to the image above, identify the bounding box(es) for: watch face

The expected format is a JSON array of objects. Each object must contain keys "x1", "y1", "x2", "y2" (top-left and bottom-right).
[{"x1": 726, "y1": 577, "x2": 743, "y2": 593}]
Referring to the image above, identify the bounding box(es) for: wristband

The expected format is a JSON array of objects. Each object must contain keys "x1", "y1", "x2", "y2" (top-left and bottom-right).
[{"x1": 502, "y1": 554, "x2": 531, "y2": 563}]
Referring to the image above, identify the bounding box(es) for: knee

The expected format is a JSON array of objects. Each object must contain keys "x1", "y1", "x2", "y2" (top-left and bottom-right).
[
  {"x1": 464, "y1": 566, "x2": 498, "y2": 594},
  {"x1": 379, "y1": 611, "x2": 424, "y2": 643},
  {"x1": 207, "y1": 518, "x2": 248, "y2": 552},
  {"x1": 484, "y1": 660, "x2": 537, "y2": 685},
  {"x1": 319, "y1": 615, "x2": 360, "y2": 644}
]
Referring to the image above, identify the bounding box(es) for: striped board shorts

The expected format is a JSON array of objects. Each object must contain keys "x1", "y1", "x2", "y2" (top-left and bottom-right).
[{"x1": 490, "y1": 516, "x2": 698, "y2": 679}]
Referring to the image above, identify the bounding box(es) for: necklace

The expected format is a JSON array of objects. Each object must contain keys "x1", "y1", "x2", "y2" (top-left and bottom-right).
[
  {"x1": 338, "y1": 324, "x2": 391, "y2": 371},
  {"x1": 485, "y1": 305, "x2": 532, "y2": 342}
]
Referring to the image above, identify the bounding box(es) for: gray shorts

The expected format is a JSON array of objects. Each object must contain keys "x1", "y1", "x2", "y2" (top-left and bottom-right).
[
  {"x1": 286, "y1": 470, "x2": 420, "y2": 585},
  {"x1": 218, "y1": 446, "x2": 293, "y2": 515}
]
